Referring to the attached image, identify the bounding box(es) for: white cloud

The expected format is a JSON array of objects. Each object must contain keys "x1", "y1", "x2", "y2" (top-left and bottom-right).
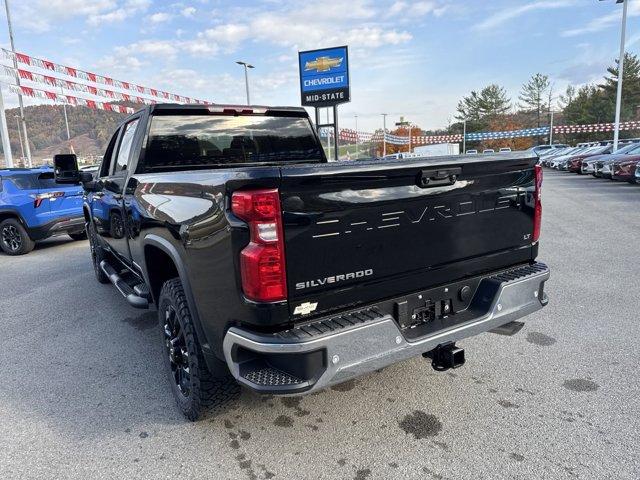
[
  {"x1": 475, "y1": 1, "x2": 575, "y2": 31},
  {"x1": 201, "y1": 24, "x2": 251, "y2": 44},
  {"x1": 87, "y1": 0, "x2": 151, "y2": 26},
  {"x1": 95, "y1": 54, "x2": 147, "y2": 73},
  {"x1": 181, "y1": 6, "x2": 197, "y2": 17},
  {"x1": 562, "y1": 1, "x2": 640, "y2": 37},
  {"x1": 116, "y1": 40, "x2": 179, "y2": 58},
  {"x1": 390, "y1": 1, "x2": 407, "y2": 16},
  {"x1": 13, "y1": 0, "x2": 117, "y2": 31},
  {"x1": 148, "y1": 12, "x2": 172, "y2": 23}
]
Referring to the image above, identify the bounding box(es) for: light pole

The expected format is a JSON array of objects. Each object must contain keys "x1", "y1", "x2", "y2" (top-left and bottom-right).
[
  {"x1": 600, "y1": 0, "x2": 628, "y2": 152},
  {"x1": 381, "y1": 113, "x2": 387, "y2": 157},
  {"x1": 0, "y1": 83, "x2": 12, "y2": 168},
  {"x1": 60, "y1": 87, "x2": 71, "y2": 152},
  {"x1": 4, "y1": 0, "x2": 31, "y2": 167},
  {"x1": 236, "y1": 61, "x2": 254, "y2": 105},
  {"x1": 462, "y1": 119, "x2": 467, "y2": 154},
  {"x1": 549, "y1": 111, "x2": 555, "y2": 145},
  {"x1": 354, "y1": 114, "x2": 358, "y2": 159},
  {"x1": 395, "y1": 117, "x2": 413, "y2": 153}
]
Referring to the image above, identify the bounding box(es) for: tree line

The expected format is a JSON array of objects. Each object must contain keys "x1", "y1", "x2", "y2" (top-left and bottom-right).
[{"x1": 451, "y1": 53, "x2": 640, "y2": 149}]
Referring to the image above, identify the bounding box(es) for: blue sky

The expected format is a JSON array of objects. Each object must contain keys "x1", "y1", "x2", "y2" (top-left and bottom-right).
[{"x1": 1, "y1": 0, "x2": 639, "y2": 131}]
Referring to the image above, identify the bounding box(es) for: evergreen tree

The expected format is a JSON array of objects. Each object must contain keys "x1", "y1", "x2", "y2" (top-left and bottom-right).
[
  {"x1": 478, "y1": 84, "x2": 511, "y2": 117},
  {"x1": 599, "y1": 52, "x2": 640, "y2": 122},
  {"x1": 519, "y1": 73, "x2": 551, "y2": 127}
]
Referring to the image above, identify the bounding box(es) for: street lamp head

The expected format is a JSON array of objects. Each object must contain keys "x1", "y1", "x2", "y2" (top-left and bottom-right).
[{"x1": 247, "y1": 64, "x2": 255, "y2": 69}]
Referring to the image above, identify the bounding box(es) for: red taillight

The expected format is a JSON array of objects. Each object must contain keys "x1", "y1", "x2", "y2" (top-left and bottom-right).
[
  {"x1": 33, "y1": 191, "x2": 64, "y2": 208},
  {"x1": 231, "y1": 189, "x2": 287, "y2": 302},
  {"x1": 533, "y1": 164, "x2": 542, "y2": 243}
]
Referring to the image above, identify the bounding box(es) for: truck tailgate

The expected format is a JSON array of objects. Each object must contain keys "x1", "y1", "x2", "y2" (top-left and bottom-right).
[{"x1": 279, "y1": 154, "x2": 538, "y2": 318}]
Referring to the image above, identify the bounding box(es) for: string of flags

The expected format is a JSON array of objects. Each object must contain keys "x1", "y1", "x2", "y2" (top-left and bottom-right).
[
  {"x1": 554, "y1": 120, "x2": 640, "y2": 134},
  {"x1": 2, "y1": 65, "x2": 158, "y2": 106},
  {"x1": 1, "y1": 48, "x2": 210, "y2": 104},
  {"x1": 465, "y1": 127, "x2": 550, "y2": 141},
  {"x1": 7, "y1": 84, "x2": 135, "y2": 114}
]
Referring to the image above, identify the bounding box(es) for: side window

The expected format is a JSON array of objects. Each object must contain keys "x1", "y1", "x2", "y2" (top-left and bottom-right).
[
  {"x1": 113, "y1": 119, "x2": 140, "y2": 174},
  {"x1": 100, "y1": 129, "x2": 121, "y2": 178},
  {"x1": 9, "y1": 175, "x2": 39, "y2": 190}
]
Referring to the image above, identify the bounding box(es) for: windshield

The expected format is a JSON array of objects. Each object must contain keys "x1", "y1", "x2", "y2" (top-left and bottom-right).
[
  {"x1": 141, "y1": 114, "x2": 323, "y2": 173},
  {"x1": 616, "y1": 142, "x2": 640, "y2": 154}
]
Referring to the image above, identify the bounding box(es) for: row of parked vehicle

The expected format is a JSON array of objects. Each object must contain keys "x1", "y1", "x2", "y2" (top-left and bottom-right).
[{"x1": 538, "y1": 140, "x2": 640, "y2": 182}]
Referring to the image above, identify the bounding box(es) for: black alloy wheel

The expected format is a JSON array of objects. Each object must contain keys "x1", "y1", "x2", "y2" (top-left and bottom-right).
[
  {"x1": 0, "y1": 219, "x2": 35, "y2": 255},
  {"x1": 2, "y1": 224, "x2": 22, "y2": 252},
  {"x1": 87, "y1": 221, "x2": 109, "y2": 283},
  {"x1": 163, "y1": 305, "x2": 191, "y2": 398}
]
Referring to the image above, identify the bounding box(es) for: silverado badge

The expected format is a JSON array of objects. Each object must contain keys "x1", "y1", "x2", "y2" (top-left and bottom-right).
[{"x1": 293, "y1": 302, "x2": 319, "y2": 316}]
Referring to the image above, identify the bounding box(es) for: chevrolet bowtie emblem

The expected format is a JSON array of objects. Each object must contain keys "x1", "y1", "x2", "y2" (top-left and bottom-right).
[{"x1": 305, "y1": 56, "x2": 343, "y2": 73}]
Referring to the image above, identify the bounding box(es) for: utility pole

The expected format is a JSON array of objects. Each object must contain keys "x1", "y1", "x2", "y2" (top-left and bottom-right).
[
  {"x1": 462, "y1": 119, "x2": 467, "y2": 154},
  {"x1": 4, "y1": 0, "x2": 31, "y2": 167},
  {"x1": 236, "y1": 61, "x2": 254, "y2": 105},
  {"x1": 612, "y1": 0, "x2": 628, "y2": 152},
  {"x1": 381, "y1": 113, "x2": 387, "y2": 157},
  {"x1": 0, "y1": 83, "x2": 13, "y2": 168},
  {"x1": 354, "y1": 114, "x2": 358, "y2": 159}
]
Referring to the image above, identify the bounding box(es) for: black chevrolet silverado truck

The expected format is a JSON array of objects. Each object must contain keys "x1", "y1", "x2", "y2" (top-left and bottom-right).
[{"x1": 54, "y1": 104, "x2": 549, "y2": 420}]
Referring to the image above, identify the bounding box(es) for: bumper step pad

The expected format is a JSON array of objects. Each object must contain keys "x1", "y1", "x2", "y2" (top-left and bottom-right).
[
  {"x1": 277, "y1": 307, "x2": 386, "y2": 341},
  {"x1": 243, "y1": 367, "x2": 303, "y2": 387}
]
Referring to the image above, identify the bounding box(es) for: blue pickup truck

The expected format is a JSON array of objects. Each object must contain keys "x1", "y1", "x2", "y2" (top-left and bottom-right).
[{"x1": 0, "y1": 167, "x2": 86, "y2": 255}]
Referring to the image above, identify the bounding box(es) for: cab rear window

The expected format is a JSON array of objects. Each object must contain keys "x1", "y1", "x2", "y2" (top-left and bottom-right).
[{"x1": 139, "y1": 114, "x2": 323, "y2": 173}]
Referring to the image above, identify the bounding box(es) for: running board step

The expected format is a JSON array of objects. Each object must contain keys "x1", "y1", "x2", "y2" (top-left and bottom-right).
[{"x1": 99, "y1": 260, "x2": 149, "y2": 309}]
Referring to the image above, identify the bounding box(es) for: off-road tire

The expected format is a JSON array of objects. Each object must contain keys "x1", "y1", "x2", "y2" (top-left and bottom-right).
[
  {"x1": 69, "y1": 231, "x2": 88, "y2": 241},
  {"x1": 87, "y1": 221, "x2": 109, "y2": 284},
  {"x1": 0, "y1": 218, "x2": 35, "y2": 255},
  {"x1": 159, "y1": 278, "x2": 239, "y2": 421}
]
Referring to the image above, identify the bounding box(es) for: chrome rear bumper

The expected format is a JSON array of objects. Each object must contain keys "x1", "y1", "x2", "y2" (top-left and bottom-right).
[{"x1": 223, "y1": 263, "x2": 550, "y2": 394}]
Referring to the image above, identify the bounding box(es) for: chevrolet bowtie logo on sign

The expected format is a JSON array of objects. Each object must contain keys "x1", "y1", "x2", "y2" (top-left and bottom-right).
[
  {"x1": 299, "y1": 46, "x2": 350, "y2": 107},
  {"x1": 305, "y1": 56, "x2": 343, "y2": 73}
]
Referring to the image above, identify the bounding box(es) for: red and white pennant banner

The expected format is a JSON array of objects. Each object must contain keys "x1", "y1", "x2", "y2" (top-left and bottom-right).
[
  {"x1": 2, "y1": 65, "x2": 155, "y2": 105},
  {"x1": 2, "y1": 48, "x2": 210, "y2": 104},
  {"x1": 338, "y1": 129, "x2": 373, "y2": 142},
  {"x1": 553, "y1": 120, "x2": 640, "y2": 134},
  {"x1": 8, "y1": 84, "x2": 135, "y2": 114},
  {"x1": 338, "y1": 129, "x2": 462, "y2": 145}
]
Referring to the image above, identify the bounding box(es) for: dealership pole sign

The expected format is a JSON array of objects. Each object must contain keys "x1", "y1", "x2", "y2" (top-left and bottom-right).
[
  {"x1": 298, "y1": 46, "x2": 350, "y2": 107},
  {"x1": 299, "y1": 46, "x2": 350, "y2": 161}
]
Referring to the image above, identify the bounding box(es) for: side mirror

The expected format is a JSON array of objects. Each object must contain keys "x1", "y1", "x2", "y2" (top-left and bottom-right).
[{"x1": 53, "y1": 154, "x2": 80, "y2": 184}]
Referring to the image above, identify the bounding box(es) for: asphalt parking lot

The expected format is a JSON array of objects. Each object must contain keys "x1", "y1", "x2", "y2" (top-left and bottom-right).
[{"x1": 1, "y1": 170, "x2": 639, "y2": 480}]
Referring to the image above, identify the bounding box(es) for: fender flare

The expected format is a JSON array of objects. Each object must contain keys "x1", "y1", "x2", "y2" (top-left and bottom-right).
[
  {"x1": 142, "y1": 234, "x2": 210, "y2": 350},
  {"x1": 0, "y1": 208, "x2": 27, "y2": 227},
  {"x1": 0, "y1": 208, "x2": 35, "y2": 238}
]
